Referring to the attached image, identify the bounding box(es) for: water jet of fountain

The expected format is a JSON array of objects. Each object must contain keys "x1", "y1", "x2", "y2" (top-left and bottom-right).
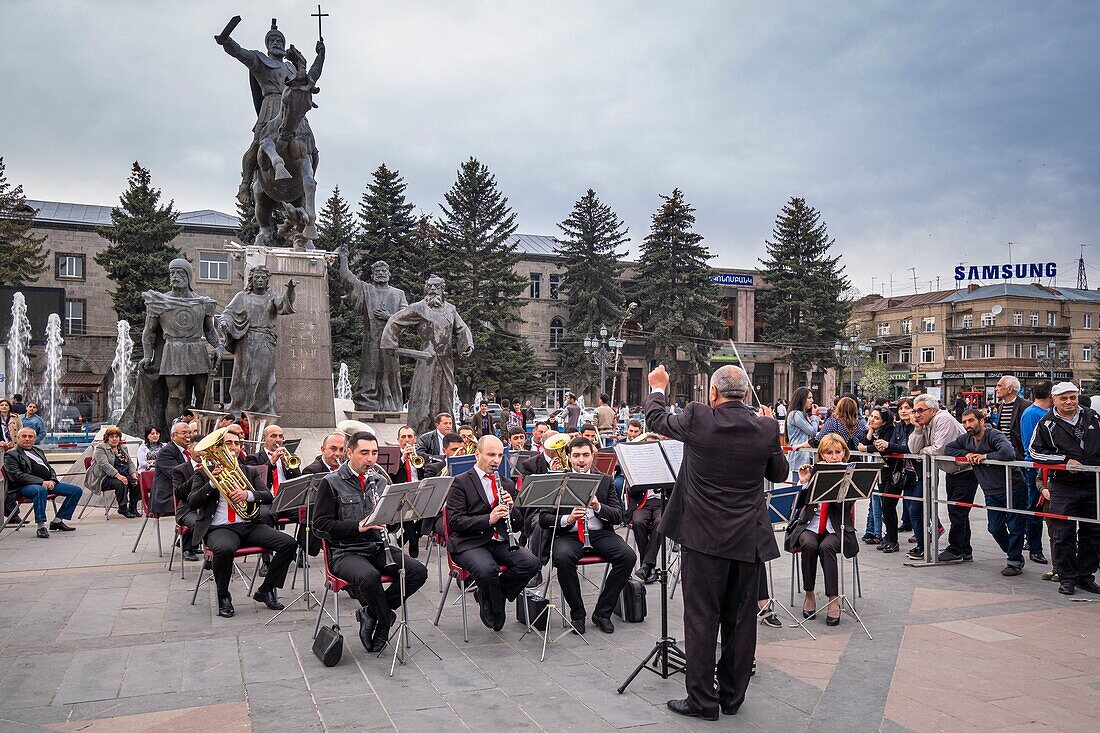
[
  {"x1": 6, "y1": 293, "x2": 32, "y2": 398},
  {"x1": 43, "y1": 313, "x2": 65, "y2": 433},
  {"x1": 109, "y1": 321, "x2": 134, "y2": 418},
  {"x1": 335, "y1": 362, "x2": 352, "y2": 401}
]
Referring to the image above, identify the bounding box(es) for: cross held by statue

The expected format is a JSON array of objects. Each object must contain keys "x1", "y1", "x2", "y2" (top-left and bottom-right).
[{"x1": 312, "y1": 4, "x2": 329, "y2": 42}]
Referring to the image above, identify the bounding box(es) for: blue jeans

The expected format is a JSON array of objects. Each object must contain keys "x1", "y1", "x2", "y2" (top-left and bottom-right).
[
  {"x1": 864, "y1": 493, "x2": 882, "y2": 537},
  {"x1": 984, "y1": 484, "x2": 1027, "y2": 568},
  {"x1": 19, "y1": 482, "x2": 82, "y2": 524},
  {"x1": 1022, "y1": 468, "x2": 1044, "y2": 552}
]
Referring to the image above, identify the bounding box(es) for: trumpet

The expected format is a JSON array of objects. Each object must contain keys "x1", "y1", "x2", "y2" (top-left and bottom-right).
[{"x1": 403, "y1": 444, "x2": 425, "y2": 469}]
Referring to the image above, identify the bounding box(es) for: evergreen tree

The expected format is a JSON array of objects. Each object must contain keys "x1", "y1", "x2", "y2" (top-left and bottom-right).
[
  {"x1": 317, "y1": 187, "x2": 361, "y2": 381},
  {"x1": 434, "y1": 157, "x2": 536, "y2": 398},
  {"x1": 95, "y1": 162, "x2": 182, "y2": 325},
  {"x1": 356, "y1": 164, "x2": 418, "y2": 296},
  {"x1": 635, "y1": 189, "x2": 722, "y2": 391},
  {"x1": 757, "y1": 197, "x2": 851, "y2": 371},
  {"x1": 556, "y1": 189, "x2": 628, "y2": 392},
  {"x1": 0, "y1": 158, "x2": 48, "y2": 285},
  {"x1": 235, "y1": 198, "x2": 259, "y2": 246}
]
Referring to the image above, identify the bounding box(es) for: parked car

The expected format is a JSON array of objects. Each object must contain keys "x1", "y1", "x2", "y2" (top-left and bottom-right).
[
  {"x1": 57, "y1": 406, "x2": 84, "y2": 431},
  {"x1": 486, "y1": 403, "x2": 503, "y2": 422}
]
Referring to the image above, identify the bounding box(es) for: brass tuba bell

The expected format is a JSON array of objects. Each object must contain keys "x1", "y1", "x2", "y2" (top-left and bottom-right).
[
  {"x1": 544, "y1": 432, "x2": 571, "y2": 471},
  {"x1": 194, "y1": 426, "x2": 260, "y2": 520}
]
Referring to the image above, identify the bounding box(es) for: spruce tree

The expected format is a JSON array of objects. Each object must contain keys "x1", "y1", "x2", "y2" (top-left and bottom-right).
[
  {"x1": 235, "y1": 198, "x2": 259, "y2": 246},
  {"x1": 0, "y1": 158, "x2": 48, "y2": 285},
  {"x1": 556, "y1": 189, "x2": 628, "y2": 392},
  {"x1": 434, "y1": 157, "x2": 536, "y2": 398},
  {"x1": 356, "y1": 164, "x2": 418, "y2": 297},
  {"x1": 95, "y1": 162, "x2": 182, "y2": 325},
  {"x1": 317, "y1": 187, "x2": 361, "y2": 380},
  {"x1": 757, "y1": 197, "x2": 851, "y2": 371},
  {"x1": 635, "y1": 189, "x2": 722, "y2": 391}
]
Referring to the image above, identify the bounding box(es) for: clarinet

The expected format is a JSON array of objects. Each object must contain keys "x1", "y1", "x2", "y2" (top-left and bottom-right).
[
  {"x1": 582, "y1": 511, "x2": 593, "y2": 550},
  {"x1": 501, "y1": 484, "x2": 519, "y2": 552},
  {"x1": 365, "y1": 468, "x2": 398, "y2": 565}
]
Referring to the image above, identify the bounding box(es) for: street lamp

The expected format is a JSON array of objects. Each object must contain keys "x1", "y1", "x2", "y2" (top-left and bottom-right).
[
  {"x1": 1036, "y1": 339, "x2": 1070, "y2": 377},
  {"x1": 834, "y1": 331, "x2": 873, "y2": 395},
  {"x1": 585, "y1": 324, "x2": 625, "y2": 397}
]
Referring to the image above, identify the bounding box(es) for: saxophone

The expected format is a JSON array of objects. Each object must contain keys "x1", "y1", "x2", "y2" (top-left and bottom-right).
[{"x1": 193, "y1": 426, "x2": 259, "y2": 520}]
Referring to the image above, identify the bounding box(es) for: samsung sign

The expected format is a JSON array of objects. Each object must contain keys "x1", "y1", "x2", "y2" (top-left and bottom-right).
[
  {"x1": 954, "y1": 262, "x2": 1057, "y2": 282},
  {"x1": 714, "y1": 273, "x2": 754, "y2": 286}
]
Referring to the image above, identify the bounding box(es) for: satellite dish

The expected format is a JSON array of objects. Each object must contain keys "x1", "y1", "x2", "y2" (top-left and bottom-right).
[{"x1": 991, "y1": 305, "x2": 1003, "y2": 315}]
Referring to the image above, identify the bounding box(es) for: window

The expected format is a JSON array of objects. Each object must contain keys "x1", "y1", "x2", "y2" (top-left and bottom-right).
[
  {"x1": 958, "y1": 344, "x2": 971, "y2": 359},
  {"x1": 528, "y1": 273, "x2": 541, "y2": 299},
  {"x1": 1030, "y1": 312, "x2": 1039, "y2": 327},
  {"x1": 901, "y1": 319, "x2": 912, "y2": 335},
  {"x1": 1013, "y1": 310, "x2": 1023, "y2": 326},
  {"x1": 899, "y1": 348, "x2": 911, "y2": 364},
  {"x1": 1085, "y1": 313, "x2": 1093, "y2": 329},
  {"x1": 979, "y1": 343, "x2": 995, "y2": 359},
  {"x1": 548, "y1": 274, "x2": 560, "y2": 301},
  {"x1": 1047, "y1": 311, "x2": 1057, "y2": 326},
  {"x1": 56, "y1": 253, "x2": 85, "y2": 280},
  {"x1": 198, "y1": 251, "x2": 230, "y2": 281},
  {"x1": 1029, "y1": 343, "x2": 1038, "y2": 359},
  {"x1": 1012, "y1": 343, "x2": 1023, "y2": 358},
  {"x1": 877, "y1": 322, "x2": 891, "y2": 336},
  {"x1": 920, "y1": 347, "x2": 935, "y2": 363},
  {"x1": 64, "y1": 299, "x2": 85, "y2": 335},
  {"x1": 922, "y1": 317, "x2": 935, "y2": 333},
  {"x1": 1085, "y1": 346, "x2": 1093, "y2": 363},
  {"x1": 961, "y1": 314, "x2": 973, "y2": 329},
  {"x1": 876, "y1": 350, "x2": 889, "y2": 364},
  {"x1": 980, "y1": 312, "x2": 995, "y2": 327},
  {"x1": 549, "y1": 317, "x2": 564, "y2": 350}
]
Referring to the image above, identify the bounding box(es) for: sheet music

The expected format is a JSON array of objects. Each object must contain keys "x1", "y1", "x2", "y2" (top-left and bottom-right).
[
  {"x1": 660, "y1": 440, "x2": 684, "y2": 477},
  {"x1": 614, "y1": 442, "x2": 675, "y2": 488},
  {"x1": 366, "y1": 481, "x2": 418, "y2": 525}
]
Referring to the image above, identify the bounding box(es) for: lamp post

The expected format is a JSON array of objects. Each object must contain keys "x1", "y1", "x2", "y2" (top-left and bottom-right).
[
  {"x1": 1036, "y1": 339, "x2": 1070, "y2": 378},
  {"x1": 584, "y1": 325, "x2": 625, "y2": 397},
  {"x1": 834, "y1": 331, "x2": 873, "y2": 395}
]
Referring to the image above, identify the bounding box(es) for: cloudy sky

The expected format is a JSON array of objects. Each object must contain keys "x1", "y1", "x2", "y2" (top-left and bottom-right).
[{"x1": 6, "y1": 1, "x2": 1098, "y2": 295}]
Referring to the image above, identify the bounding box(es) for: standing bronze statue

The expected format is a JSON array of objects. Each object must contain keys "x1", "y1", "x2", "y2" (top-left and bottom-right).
[
  {"x1": 220, "y1": 266, "x2": 296, "y2": 415},
  {"x1": 338, "y1": 248, "x2": 407, "y2": 411},
  {"x1": 380, "y1": 276, "x2": 473, "y2": 434},
  {"x1": 216, "y1": 16, "x2": 324, "y2": 250}
]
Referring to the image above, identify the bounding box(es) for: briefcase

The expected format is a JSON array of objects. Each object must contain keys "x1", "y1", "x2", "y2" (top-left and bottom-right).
[
  {"x1": 312, "y1": 624, "x2": 344, "y2": 667},
  {"x1": 515, "y1": 590, "x2": 549, "y2": 631},
  {"x1": 614, "y1": 577, "x2": 647, "y2": 622}
]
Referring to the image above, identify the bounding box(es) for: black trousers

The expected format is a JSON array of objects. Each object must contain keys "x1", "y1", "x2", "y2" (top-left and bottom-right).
[
  {"x1": 880, "y1": 492, "x2": 900, "y2": 544},
  {"x1": 330, "y1": 546, "x2": 428, "y2": 621},
  {"x1": 681, "y1": 547, "x2": 758, "y2": 716},
  {"x1": 177, "y1": 510, "x2": 200, "y2": 552},
  {"x1": 453, "y1": 541, "x2": 540, "y2": 615},
  {"x1": 389, "y1": 520, "x2": 422, "y2": 558},
  {"x1": 632, "y1": 500, "x2": 664, "y2": 567},
  {"x1": 204, "y1": 522, "x2": 296, "y2": 599},
  {"x1": 552, "y1": 529, "x2": 637, "y2": 621},
  {"x1": 757, "y1": 562, "x2": 769, "y2": 602},
  {"x1": 1049, "y1": 483, "x2": 1100, "y2": 584},
  {"x1": 797, "y1": 530, "x2": 840, "y2": 597},
  {"x1": 945, "y1": 471, "x2": 979, "y2": 556},
  {"x1": 103, "y1": 475, "x2": 139, "y2": 512}
]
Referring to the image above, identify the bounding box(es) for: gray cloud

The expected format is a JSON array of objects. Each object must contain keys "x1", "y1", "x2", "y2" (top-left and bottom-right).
[{"x1": 6, "y1": 1, "x2": 1097, "y2": 294}]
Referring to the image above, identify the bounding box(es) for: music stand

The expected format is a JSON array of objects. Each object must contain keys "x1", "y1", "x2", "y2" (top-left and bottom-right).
[
  {"x1": 802, "y1": 463, "x2": 878, "y2": 640},
  {"x1": 370, "y1": 477, "x2": 452, "y2": 675},
  {"x1": 265, "y1": 474, "x2": 325, "y2": 625},
  {"x1": 516, "y1": 472, "x2": 602, "y2": 661}
]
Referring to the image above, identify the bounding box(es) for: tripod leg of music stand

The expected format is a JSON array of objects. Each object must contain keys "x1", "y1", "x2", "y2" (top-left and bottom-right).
[{"x1": 617, "y1": 642, "x2": 663, "y2": 694}]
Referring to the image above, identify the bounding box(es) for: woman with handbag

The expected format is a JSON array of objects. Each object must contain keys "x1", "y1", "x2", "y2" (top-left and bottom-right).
[
  {"x1": 88, "y1": 426, "x2": 140, "y2": 517},
  {"x1": 784, "y1": 434, "x2": 860, "y2": 626},
  {"x1": 861, "y1": 407, "x2": 907, "y2": 553}
]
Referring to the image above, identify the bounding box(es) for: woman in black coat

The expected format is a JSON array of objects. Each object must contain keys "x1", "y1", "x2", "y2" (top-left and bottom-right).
[{"x1": 860, "y1": 407, "x2": 911, "y2": 554}]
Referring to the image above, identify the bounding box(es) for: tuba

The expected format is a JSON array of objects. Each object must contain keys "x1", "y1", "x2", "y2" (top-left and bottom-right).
[
  {"x1": 243, "y1": 410, "x2": 279, "y2": 451},
  {"x1": 190, "y1": 408, "x2": 228, "y2": 438},
  {"x1": 194, "y1": 426, "x2": 259, "y2": 520},
  {"x1": 544, "y1": 433, "x2": 571, "y2": 471}
]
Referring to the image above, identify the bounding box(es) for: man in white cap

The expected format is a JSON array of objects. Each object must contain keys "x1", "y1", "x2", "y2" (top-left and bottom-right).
[{"x1": 1028, "y1": 382, "x2": 1100, "y2": 596}]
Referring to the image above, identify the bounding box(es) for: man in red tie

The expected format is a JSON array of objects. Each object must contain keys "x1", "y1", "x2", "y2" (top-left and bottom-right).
[
  {"x1": 389, "y1": 425, "x2": 424, "y2": 558},
  {"x1": 444, "y1": 436, "x2": 540, "y2": 631}
]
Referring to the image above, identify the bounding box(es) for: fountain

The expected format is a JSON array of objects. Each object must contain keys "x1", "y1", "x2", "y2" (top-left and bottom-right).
[
  {"x1": 335, "y1": 362, "x2": 353, "y2": 401},
  {"x1": 473, "y1": 390, "x2": 483, "y2": 410},
  {"x1": 43, "y1": 313, "x2": 65, "y2": 433},
  {"x1": 452, "y1": 384, "x2": 462, "y2": 425},
  {"x1": 6, "y1": 292, "x2": 31, "y2": 398},
  {"x1": 109, "y1": 320, "x2": 134, "y2": 418}
]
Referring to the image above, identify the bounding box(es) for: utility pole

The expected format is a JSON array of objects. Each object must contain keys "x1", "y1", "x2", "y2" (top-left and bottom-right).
[
  {"x1": 909, "y1": 267, "x2": 918, "y2": 294},
  {"x1": 1078, "y1": 245, "x2": 1089, "y2": 290}
]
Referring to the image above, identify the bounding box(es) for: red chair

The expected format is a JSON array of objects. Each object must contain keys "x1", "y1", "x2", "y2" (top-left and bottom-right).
[
  {"x1": 190, "y1": 545, "x2": 267, "y2": 606},
  {"x1": 312, "y1": 540, "x2": 395, "y2": 639},
  {"x1": 130, "y1": 470, "x2": 168, "y2": 556},
  {"x1": 432, "y1": 508, "x2": 509, "y2": 642},
  {"x1": 77, "y1": 455, "x2": 116, "y2": 521}
]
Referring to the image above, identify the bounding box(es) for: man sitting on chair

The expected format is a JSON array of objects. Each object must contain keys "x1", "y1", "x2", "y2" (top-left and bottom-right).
[
  {"x1": 304, "y1": 432, "x2": 346, "y2": 475},
  {"x1": 313, "y1": 431, "x2": 428, "y2": 653},
  {"x1": 445, "y1": 436, "x2": 540, "y2": 631},
  {"x1": 186, "y1": 429, "x2": 297, "y2": 618},
  {"x1": 536, "y1": 436, "x2": 636, "y2": 634},
  {"x1": 4, "y1": 427, "x2": 82, "y2": 538}
]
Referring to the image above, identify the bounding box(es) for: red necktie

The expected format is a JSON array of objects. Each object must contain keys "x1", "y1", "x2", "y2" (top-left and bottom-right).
[
  {"x1": 359, "y1": 473, "x2": 366, "y2": 493},
  {"x1": 488, "y1": 474, "x2": 501, "y2": 541},
  {"x1": 818, "y1": 503, "x2": 829, "y2": 534},
  {"x1": 270, "y1": 453, "x2": 280, "y2": 495},
  {"x1": 577, "y1": 510, "x2": 586, "y2": 543},
  {"x1": 406, "y1": 457, "x2": 414, "y2": 481}
]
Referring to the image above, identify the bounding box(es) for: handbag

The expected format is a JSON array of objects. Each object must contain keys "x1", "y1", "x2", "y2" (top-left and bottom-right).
[{"x1": 312, "y1": 623, "x2": 344, "y2": 666}]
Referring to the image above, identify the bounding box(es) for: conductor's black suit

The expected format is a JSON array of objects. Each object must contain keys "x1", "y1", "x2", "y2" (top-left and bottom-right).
[{"x1": 646, "y1": 388, "x2": 788, "y2": 717}]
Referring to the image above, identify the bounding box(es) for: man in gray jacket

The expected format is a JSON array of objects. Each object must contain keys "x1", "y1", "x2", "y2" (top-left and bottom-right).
[
  {"x1": 909, "y1": 394, "x2": 978, "y2": 562},
  {"x1": 945, "y1": 409, "x2": 1027, "y2": 576}
]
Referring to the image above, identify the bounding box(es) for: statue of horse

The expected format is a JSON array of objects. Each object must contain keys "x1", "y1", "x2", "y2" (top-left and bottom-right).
[{"x1": 252, "y1": 45, "x2": 319, "y2": 251}]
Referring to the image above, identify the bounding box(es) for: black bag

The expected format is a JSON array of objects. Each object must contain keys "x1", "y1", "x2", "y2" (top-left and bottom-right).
[
  {"x1": 516, "y1": 590, "x2": 549, "y2": 631},
  {"x1": 312, "y1": 624, "x2": 344, "y2": 667},
  {"x1": 614, "y1": 577, "x2": 647, "y2": 622}
]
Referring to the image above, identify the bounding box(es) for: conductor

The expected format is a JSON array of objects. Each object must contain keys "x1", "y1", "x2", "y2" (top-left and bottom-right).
[{"x1": 645, "y1": 364, "x2": 788, "y2": 720}]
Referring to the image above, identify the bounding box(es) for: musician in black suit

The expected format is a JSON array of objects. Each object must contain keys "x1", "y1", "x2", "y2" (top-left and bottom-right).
[
  {"x1": 389, "y1": 425, "x2": 425, "y2": 558},
  {"x1": 645, "y1": 364, "x2": 788, "y2": 721},
  {"x1": 303, "y1": 432, "x2": 346, "y2": 475},
  {"x1": 171, "y1": 457, "x2": 201, "y2": 561},
  {"x1": 186, "y1": 429, "x2": 296, "y2": 619},
  {"x1": 153, "y1": 422, "x2": 192, "y2": 518},
  {"x1": 246, "y1": 424, "x2": 303, "y2": 493},
  {"x1": 444, "y1": 435, "x2": 540, "y2": 631},
  {"x1": 415, "y1": 412, "x2": 454, "y2": 458},
  {"x1": 535, "y1": 436, "x2": 635, "y2": 634}
]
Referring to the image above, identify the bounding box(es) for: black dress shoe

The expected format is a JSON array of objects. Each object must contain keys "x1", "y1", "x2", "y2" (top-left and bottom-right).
[
  {"x1": 36, "y1": 527, "x2": 50, "y2": 539},
  {"x1": 666, "y1": 698, "x2": 719, "y2": 721},
  {"x1": 1058, "y1": 580, "x2": 1075, "y2": 595},
  {"x1": 591, "y1": 614, "x2": 614, "y2": 634},
  {"x1": 721, "y1": 699, "x2": 740, "y2": 715},
  {"x1": 49, "y1": 520, "x2": 75, "y2": 532},
  {"x1": 218, "y1": 596, "x2": 235, "y2": 618},
  {"x1": 477, "y1": 599, "x2": 496, "y2": 630},
  {"x1": 879, "y1": 542, "x2": 900, "y2": 553},
  {"x1": 493, "y1": 611, "x2": 506, "y2": 632},
  {"x1": 570, "y1": 617, "x2": 586, "y2": 635},
  {"x1": 634, "y1": 565, "x2": 652, "y2": 582},
  {"x1": 369, "y1": 610, "x2": 396, "y2": 653},
  {"x1": 1078, "y1": 579, "x2": 1100, "y2": 594},
  {"x1": 253, "y1": 589, "x2": 284, "y2": 610},
  {"x1": 645, "y1": 568, "x2": 660, "y2": 585},
  {"x1": 356, "y1": 607, "x2": 377, "y2": 651},
  {"x1": 182, "y1": 550, "x2": 200, "y2": 562},
  {"x1": 1029, "y1": 551, "x2": 1048, "y2": 564},
  {"x1": 826, "y1": 614, "x2": 841, "y2": 627}
]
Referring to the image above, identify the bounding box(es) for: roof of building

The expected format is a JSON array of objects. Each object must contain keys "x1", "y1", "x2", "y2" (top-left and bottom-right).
[
  {"x1": 24, "y1": 199, "x2": 238, "y2": 231},
  {"x1": 858, "y1": 282, "x2": 1100, "y2": 315},
  {"x1": 940, "y1": 283, "x2": 1068, "y2": 304},
  {"x1": 510, "y1": 233, "x2": 562, "y2": 257},
  {"x1": 855, "y1": 289, "x2": 956, "y2": 314}
]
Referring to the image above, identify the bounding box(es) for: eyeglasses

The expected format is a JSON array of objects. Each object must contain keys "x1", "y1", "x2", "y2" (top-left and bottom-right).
[{"x1": 913, "y1": 407, "x2": 931, "y2": 414}]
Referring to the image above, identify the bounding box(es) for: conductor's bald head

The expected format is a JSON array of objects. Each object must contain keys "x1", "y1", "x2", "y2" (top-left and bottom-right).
[{"x1": 709, "y1": 365, "x2": 749, "y2": 406}]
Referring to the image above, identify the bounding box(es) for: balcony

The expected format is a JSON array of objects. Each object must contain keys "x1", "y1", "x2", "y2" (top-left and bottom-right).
[{"x1": 945, "y1": 325, "x2": 1070, "y2": 338}]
